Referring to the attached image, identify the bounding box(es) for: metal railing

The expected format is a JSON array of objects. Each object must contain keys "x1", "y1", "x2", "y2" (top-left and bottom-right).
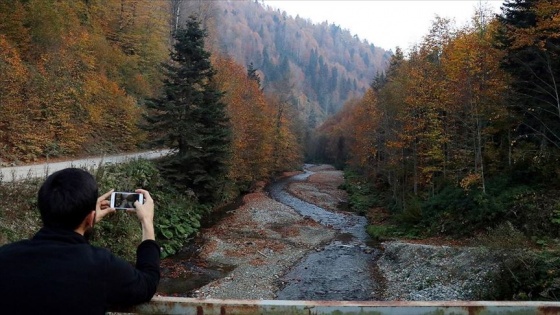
[{"x1": 113, "y1": 296, "x2": 560, "y2": 314}]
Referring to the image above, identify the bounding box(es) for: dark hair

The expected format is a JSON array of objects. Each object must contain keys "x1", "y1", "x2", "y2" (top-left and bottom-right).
[{"x1": 38, "y1": 168, "x2": 99, "y2": 230}]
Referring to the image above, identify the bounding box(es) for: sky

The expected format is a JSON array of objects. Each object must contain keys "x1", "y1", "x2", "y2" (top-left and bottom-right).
[{"x1": 264, "y1": 1, "x2": 504, "y2": 51}]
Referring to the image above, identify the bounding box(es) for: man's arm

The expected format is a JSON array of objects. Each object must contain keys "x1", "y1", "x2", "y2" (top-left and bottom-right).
[
  {"x1": 107, "y1": 189, "x2": 160, "y2": 305},
  {"x1": 105, "y1": 243, "x2": 160, "y2": 306},
  {"x1": 134, "y1": 189, "x2": 155, "y2": 241}
]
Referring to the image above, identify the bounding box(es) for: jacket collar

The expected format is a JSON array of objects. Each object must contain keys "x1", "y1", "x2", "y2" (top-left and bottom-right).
[{"x1": 32, "y1": 227, "x2": 88, "y2": 244}]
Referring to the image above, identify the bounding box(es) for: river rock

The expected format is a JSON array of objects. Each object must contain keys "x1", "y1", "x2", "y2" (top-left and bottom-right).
[{"x1": 377, "y1": 241, "x2": 507, "y2": 300}]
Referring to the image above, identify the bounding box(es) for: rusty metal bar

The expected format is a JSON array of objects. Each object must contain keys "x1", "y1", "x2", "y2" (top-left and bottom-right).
[{"x1": 114, "y1": 296, "x2": 560, "y2": 314}]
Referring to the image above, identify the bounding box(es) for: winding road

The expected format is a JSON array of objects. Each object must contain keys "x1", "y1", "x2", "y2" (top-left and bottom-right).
[{"x1": 0, "y1": 150, "x2": 169, "y2": 182}]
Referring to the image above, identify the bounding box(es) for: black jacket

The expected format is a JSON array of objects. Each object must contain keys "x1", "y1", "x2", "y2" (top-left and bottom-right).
[{"x1": 0, "y1": 227, "x2": 160, "y2": 314}]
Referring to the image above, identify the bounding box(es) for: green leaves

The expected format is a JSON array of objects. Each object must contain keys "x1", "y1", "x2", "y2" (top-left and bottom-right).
[
  {"x1": 156, "y1": 215, "x2": 195, "y2": 241},
  {"x1": 94, "y1": 159, "x2": 206, "y2": 259},
  {"x1": 143, "y1": 16, "x2": 232, "y2": 204},
  {"x1": 153, "y1": 192, "x2": 204, "y2": 258}
]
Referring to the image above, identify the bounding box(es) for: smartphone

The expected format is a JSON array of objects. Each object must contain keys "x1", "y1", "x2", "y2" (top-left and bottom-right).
[{"x1": 110, "y1": 192, "x2": 143, "y2": 210}]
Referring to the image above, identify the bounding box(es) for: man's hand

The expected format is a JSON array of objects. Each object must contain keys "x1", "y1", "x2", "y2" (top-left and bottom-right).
[
  {"x1": 133, "y1": 189, "x2": 155, "y2": 241},
  {"x1": 95, "y1": 189, "x2": 116, "y2": 223}
]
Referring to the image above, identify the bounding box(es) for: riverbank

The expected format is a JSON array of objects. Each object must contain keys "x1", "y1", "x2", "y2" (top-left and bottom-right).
[
  {"x1": 189, "y1": 176, "x2": 336, "y2": 299},
  {"x1": 378, "y1": 242, "x2": 507, "y2": 300},
  {"x1": 171, "y1": 165, "x2": 508, "y2": 300}
]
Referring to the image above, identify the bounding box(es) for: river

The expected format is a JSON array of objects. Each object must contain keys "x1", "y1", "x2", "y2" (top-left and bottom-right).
[
  {"x1": 158, "y1": 165, "x2": 381, "y2": 300},
  {"x1": 268, "y1": 166, "x2": 380, "y2": 300}
]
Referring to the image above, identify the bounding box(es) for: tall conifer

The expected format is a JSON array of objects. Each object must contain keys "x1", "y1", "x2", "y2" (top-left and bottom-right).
[
  {"x1": 143, "y1": 16, "x2": 231, "y2": 203},
  {"x1": 497, "y1": 0, "x2": 560, "y2": 149}
]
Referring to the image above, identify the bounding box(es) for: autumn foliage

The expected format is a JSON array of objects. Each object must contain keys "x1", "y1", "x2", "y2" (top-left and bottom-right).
[
  {"x1": 213, "y1": 55, "x2": 303, "y2": 189},
  {"x1": 316, "y1": 2, "x2": 560, "y2": 239},
  {"x1": 0, "y1": 0, "x2": 304, "y2": 196},
  {"x1": 0, "y1": 0, "x2": 170, "y2": 162}
]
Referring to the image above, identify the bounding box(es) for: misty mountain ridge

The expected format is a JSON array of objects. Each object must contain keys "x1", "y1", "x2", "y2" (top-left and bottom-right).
[{"x1": 204, "y1": 0, "x2": 392, "y2": 125}]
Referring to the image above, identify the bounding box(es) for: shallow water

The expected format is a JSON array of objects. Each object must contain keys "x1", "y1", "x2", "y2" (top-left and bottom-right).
[
  {"x1": 268, "y1": 166, "x2": 380, "y2": 300},
  {"x1": 157, "y1": 259, "x2": 235, "y2": 296},
  {"x1": 156, "y1": 201, "x2": 240, "y2": 297},
  {"x1": 158, "y1": 165, "x2": 380, "y2": 299}
]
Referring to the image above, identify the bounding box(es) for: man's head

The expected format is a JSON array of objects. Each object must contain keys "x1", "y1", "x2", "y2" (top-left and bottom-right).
[{"x1": 38, "y1": 168, "x2": 99, "y2": 230}]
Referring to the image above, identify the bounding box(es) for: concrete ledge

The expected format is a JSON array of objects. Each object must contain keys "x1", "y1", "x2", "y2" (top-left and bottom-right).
[{"x1": 114, "y1": 296, "x2": 560, "y2": 314}]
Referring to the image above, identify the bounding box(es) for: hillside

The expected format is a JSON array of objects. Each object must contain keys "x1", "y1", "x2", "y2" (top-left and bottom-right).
[{"x1": 177, "y1": 0, "x2": 392, "y2": 125}]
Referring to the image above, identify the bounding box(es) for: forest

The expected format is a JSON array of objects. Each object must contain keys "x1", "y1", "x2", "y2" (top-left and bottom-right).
[
  {"x1": 0, "y1": 0, "x2": 307, "y2": 183},
  {"x1": 2, "y1": 0, "x2": 560, "y2": 299},
  {"x1": 316, "y1": 0, "x2": 560, "y2": 246},
  {"x1": 309, "y1": 0, "x2": 560, "y2": 297},
  {"x1": 208, "y1": 0, "x2": 391, "y2": 122},
  {"x1": 0, "y1": 0, "x2": 306, "y2": 257}
]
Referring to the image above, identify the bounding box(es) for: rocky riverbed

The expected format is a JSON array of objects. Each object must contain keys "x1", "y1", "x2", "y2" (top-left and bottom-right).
[
  {"x1": 160, "y1": 164, "x2": 507, "y2": 300},
  {"x1": 189, "y1": 177, "x2": 336, "y2": 299},
  {"x1": 378, "y1": 242, "x2": 506, "y2": 300}
]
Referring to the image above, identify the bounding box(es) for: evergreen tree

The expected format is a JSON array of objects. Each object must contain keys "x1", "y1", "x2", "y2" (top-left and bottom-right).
[
  {"x1": 143, "y1": 16, "x2": 231, "y2": 203},
  {"x1": 497, "y1": 0, "x2": 560, "y2": 149},
  {"x1": 247, "y1": 62, "x2": 261, "y2": 89}
]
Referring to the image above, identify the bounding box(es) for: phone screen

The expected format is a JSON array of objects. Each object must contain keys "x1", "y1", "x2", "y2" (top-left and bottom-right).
[{"x1": 111, "y1": 192, "x2": 142, "y2": 210}]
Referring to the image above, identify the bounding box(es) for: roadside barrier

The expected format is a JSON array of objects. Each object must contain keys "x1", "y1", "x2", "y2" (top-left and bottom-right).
[
  {"x1": 0, "y1": 150, "x2": 169, "y2": 182},
  {"x1": 113, "y1": 297, "x2": 560, "y2": 314}
]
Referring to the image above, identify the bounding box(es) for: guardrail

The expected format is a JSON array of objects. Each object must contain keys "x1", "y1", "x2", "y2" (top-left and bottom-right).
[
  {"x1": 113, "y1": 297, "x2": 560, "y2": 314},
  {"x1": 0, "y1": 150, "x2": 169, "y2": 182}
]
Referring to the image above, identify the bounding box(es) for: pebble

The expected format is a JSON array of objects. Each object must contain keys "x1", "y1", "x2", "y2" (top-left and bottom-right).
[{"x1": 377, "y1": 241, "x2": 505, "y2": 300}]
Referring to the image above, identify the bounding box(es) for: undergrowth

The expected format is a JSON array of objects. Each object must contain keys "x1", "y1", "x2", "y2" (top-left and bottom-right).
[
  {"x1": 342, "y1": 168, "x2": 560, "y2": 300},
  {"x1": 0, "y1": 159, "x2": 213, "y2": 260}
]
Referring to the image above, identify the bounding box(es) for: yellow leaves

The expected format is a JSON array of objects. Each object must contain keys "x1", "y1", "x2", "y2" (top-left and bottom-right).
[
  {"x1": 347, "y1": 89, "x2": 382, "y2": 169},
  {"x1": 80, "y1": 73, "x2": 140, "y2": 150},
  {"x1": 509, "y1": 0, "x2": 560, "y2": 51},
  {"x1": 0, "y1": 35, "x2": 27, "y2": 90},
  {"x1": 213, "y1": 55, "x2": 279, "y2": 182},
  {"x1": 0, "y1": 35, "x2": 32, "y2": 158},
  {"x1": 0, "y1": 0, "x2": 172, "y2": 162},
  {"x1": 460, "y1": 173, "x2": 482, "y2": 191}
]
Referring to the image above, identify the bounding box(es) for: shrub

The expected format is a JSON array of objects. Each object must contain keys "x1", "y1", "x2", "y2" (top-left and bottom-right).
[
  {"x1": 0, "y1": 177, "x2": 42, "y2": 244},
  {"x1": 476, "y1": 221, "x2": 530, "y2": 250},
  {"x1": 342, "y1": 169, "x2": 385, "y2": 215},
  {"x1": 1, "y1": 159, "x2": 210, "y2": 260},
  {"x1": 94, "y1": 159, "x2": 207, "y2": 259},
  {"x1": 152, "y1": 189, "x2": 209, "y2": 258},
  {"x1": 490, "y1": 250, "x2": 560, "y2": 301},
  {"x1": 418, "y1": 175, "x2": 538, "y2": 237},
  {"x1": 93, "y1": 159, "x2": 162, "y2": 260}
]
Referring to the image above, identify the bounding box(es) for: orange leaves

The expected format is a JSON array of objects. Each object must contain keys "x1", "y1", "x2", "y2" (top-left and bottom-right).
[
  {"x1": 460, "y1": 173, "x2": 482, "y2": 191},
  {"x1": 510, "y1": 0, "x2": 560, "y2": 50},
  {"x1": 0, "y1": 0, "x2": 30, "y2": 54},
  {"x1": 0, "y1": 36, "x2": 27, "y2": 90},
  {"x1": 213, "y1": 55, "x2": 276, "y2": 184},
  {"x1": 349, "y1": 89, "x2": 381, "y2": 169},
  {"x1": 0, "y1": 0, "x2": 169, "y2": 162},
  {"x1": 81, "y1": 74, "x2": 140, "y2": 150},
  {"x1": 0, "y1": 35, "x2": 31, "y2": 158},
  {"x1": 316, "y1": 8, "x2": 512, "y2": 198},
  {"x1": 213, "y1": 54, "x2": 304, "y2": 180}
]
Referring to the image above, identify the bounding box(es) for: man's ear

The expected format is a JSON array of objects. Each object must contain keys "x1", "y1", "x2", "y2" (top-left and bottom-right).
[{"x1": 86, "y1": 211, "x2": 96, "y2": 227}]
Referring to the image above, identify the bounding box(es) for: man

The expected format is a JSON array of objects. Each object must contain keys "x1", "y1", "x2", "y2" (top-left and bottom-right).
[{"x1": 0, "y1": 168, "x2": 160, "y2": 314}]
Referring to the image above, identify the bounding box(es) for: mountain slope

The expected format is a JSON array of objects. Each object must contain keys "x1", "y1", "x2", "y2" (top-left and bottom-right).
[{"x1": 181, "y1": 0, "x2": 392, "y2": 125}]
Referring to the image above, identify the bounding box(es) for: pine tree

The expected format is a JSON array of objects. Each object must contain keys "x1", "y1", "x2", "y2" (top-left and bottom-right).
[
  {"x1": 497, "y1": 0, "x2": 560, "y2": 149},
  {"x1": 247, "y1": 62, "x2": 261, "y2": 89},
  {"x1": 143, "y1": 16, "x2": 231, "y2": 203}
]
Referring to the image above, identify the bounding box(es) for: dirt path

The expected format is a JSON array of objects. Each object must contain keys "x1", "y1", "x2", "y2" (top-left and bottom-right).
[{"x1": 0, "y1": 150, "x2": 169, "y2": 182}]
